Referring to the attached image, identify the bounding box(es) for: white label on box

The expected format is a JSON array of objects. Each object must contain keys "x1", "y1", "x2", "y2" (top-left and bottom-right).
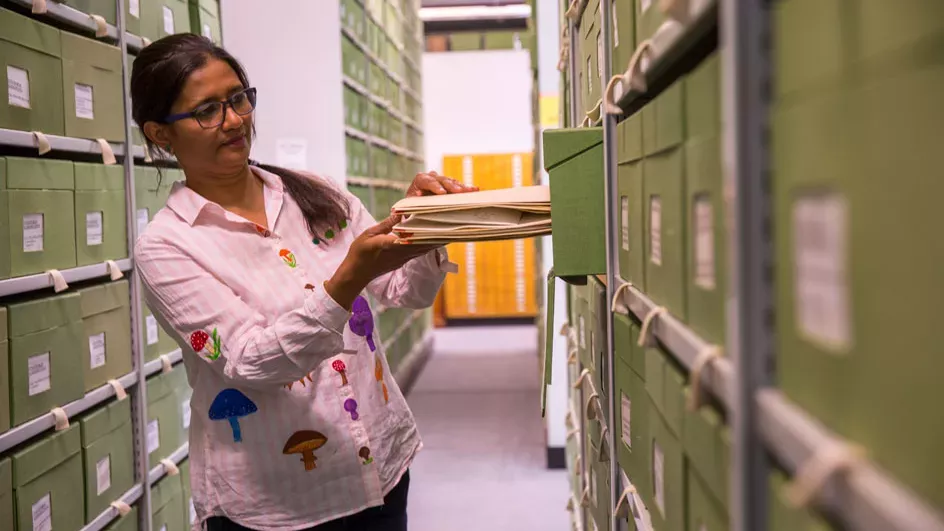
[
  {"x1": 160, "y1": 526, "x2": 167, "y2": 531},
  {"x1": 621, "y1": 392, "x2": 632, "y2": 448},
  {"x1": 89, "y1": 332, "x2": 106, "y2": 369},
  {"x1": 75, "y1": 83, "x2": 95, "y2": 120},
  {"x1": 7, "y1": 66, "x2": 30, "y2": 108},
  {"x1": 28, "y1": 353, "x2": 51, "y2": 396},
  {"x1": 203, "y1": 24, "x2": 212, "y2": 39},
  {"x1": 32, "y1": 493, "x2": 52, "y2": 531},
  {"x1": 96, "y1": 455, "x2": 111, "y2": 495},
  {"x1": 136, "y1": 208, "x2": 149, "y2": 235},
  {"x1": 653, "y1": 441, "x2": 665, "y2": 516},
  {"x1": 189, "y1": 498, "x2": 196, "y2": 523},
  {"x1": 587, "y1": 57, "x2": 592, "y2": 94},
  {"x1": 621, "y1": 197, "x2": 630, "y2": 251},
  {"x1": 147, "y1": 419, "x2": 160, "y2": 454},
  {"x1": 162, "y1": 5, "x2": 175, "y2": 34},
  {"x1": 86, "y1": 211, "x2": 104, "y2": 246},
  {"x1": 129, "y1": 0, "x2": 140, "y2": 17},
  {"x1": 597, "y1": 34, "x2": 604, "y2": 79},
  {"x1": 650, "y1": 196, "x2": 662, "y2": 265},
  {"x1": 612, "y1": 4, "x2": 620, "y2": 47},
  {"x1": 23, "y1": 213, "x2": 44, "y2": 253},
  {"x1": 578, "y1": 315, "x2": 586, "y2": 349},
  {"x1": 641, "y1": 0, "x2": 653, "y2": 12},
  {"x1": 590, "y1": 465, "x2": 598, "y2": 506},
  {"x1": 182, "y1": 398, "x2": 191, "y2": 429},
  {"x1": 793, "y1": 194, "x2": 852, "y2": 350},
  {"x1": 694, "y1": 196, "x2": 716, "y2": 289},
  {"x1": 146, "y1": 315, "x2": 159, "y2": 346}
]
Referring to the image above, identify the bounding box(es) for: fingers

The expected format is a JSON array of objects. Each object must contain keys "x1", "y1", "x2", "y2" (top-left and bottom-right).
[
  {"x1": 409, "y1": 172, "x2": 479, "y2": 197},
  {"x1": 364, "y1": 216, "x2": 400, "y2": 236}
]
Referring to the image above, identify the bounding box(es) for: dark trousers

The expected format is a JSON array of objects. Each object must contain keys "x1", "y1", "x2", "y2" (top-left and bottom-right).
[{"x1": 205, "y1": 471, "x2": 410, "y2": 531}]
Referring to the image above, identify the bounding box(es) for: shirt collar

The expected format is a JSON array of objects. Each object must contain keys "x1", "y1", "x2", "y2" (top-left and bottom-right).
[{"x1": 165, "y1": 166, "x2": 285, "y2": 227}]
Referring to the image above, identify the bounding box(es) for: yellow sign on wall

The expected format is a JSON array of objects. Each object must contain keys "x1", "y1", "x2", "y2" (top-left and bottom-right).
[
  {"x1": 539, "y1": 94, "x2": 561, "y2": 128},
  {"x1": 441, "y1": 153, "x2": 539, "y2": 319}
]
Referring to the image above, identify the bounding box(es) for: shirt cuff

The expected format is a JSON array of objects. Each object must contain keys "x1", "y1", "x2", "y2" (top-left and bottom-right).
[
  {"x1": 433, "y1": 247, "x2": 458, "y2": 274},
  {"x1": 304, "y1": 281, "x2": 352, "y2": 334}
]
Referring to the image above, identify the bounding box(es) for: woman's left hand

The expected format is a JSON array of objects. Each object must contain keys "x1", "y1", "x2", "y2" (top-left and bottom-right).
[{"x1": 405, "y1": 171, "x2": 479, "y2": 198}]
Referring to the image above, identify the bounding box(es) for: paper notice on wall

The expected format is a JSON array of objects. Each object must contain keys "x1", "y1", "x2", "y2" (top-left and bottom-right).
[
  {"x1": 162, "y1": 5, "x2": 175, "y2": 34},
  {"x1": 137, "y1": 208, "x2": 149, "y2": 236},
  {"x1": 23, "y1": 213, "x2": 44, "y2": 253},
  {"x1": 793, "y1": 194, "x2": 852, "y2": 350},
  {"x1": 89, "y1": 332, "x2": 106, "y2": 369},
  {"x1": 147, "y1": 420, "x2": 160, "y2": 454},
  {"x1": 32, "y1": 493, "x2": 52, "y2": 531},
  {"x1": 7, "y1": 66, "x2": 30, "y2": 108},
  {"x1": 275, "y1": 138, "x2": 308, "y2": 170},
  {"x1": 621, "y1": 393, "x2": 632, "y2": 448},
  {"x1": 621, "y1": 197, "x2": 630, "y2": 251},
  {"x1": 87, "y1": 211, "x2": 104, "y2": 246},
  {"x1": 97, "y1": 455, "x2": 112, "y2": 495},
  {"x1": 146, "y1": 315, "x2": 159, "y2": 345},
  {"x1": 650, "y1": 196, "x2": 662, "y2": 265},
  {"x1": 28, "y1": 353, "x2": 51, "y2": 396},
  {"x1": 653, "y1": 442, "x2": 665, "y2": 516},
  {"x1": 75, "y1": 83, "x2": 95, "y2": 119},
  {"x1": 694, "y1": 196, "x2": 715, "y2": 289},
  {"x1": 129, "y1": 0, "x2": 140, "y2": 17},
  {"x1": 182, "y1": 398, "x2": 191, "y2": 429}
]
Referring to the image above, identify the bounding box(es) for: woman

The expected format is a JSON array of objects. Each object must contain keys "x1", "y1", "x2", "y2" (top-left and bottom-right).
[{"x1": 131, "y1": 34, "x2": 475, "y2": 531}]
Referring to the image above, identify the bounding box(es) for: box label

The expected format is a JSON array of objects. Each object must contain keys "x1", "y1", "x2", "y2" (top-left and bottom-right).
[
  {"x1": 578, "y1": 315, "x2": 586, "y2": 350},
  {"x1": 147, "y1": 419, "x2": 160, "y2": 454},
  {"x1": 597, "y1": 34, "x2": 604, "y2": 79},
  {"x1": 146, "y1": 315, "x2": 159, "y2": 345},
  {"x1": 793, "y1": 194, "x2": 851, "y2": 350},
  {"x1": 7, "y1": 66, "x2": 31, "y2": 108},
  {"x1": 182, "y1": 398, "x2": 191, "y2": 429},
  {"x1": 28, "y1": 352, "x2": 51, "y2": 396},
  {"x1": 89, "y1": 332, "x2": 107, "y2": 369},
  {"x1": 129, "y1": 0, "x2": 140, "y2": 17},
  {"x1": 75, "y1": 83, "x2": 95, "y2": 120},
  {"x1": 203, "y1": 24, "x2": 212, "y2": 39},
  {"x1": 641, "y1": 0, "x2": 652, "y2": 12},
  {"x1": 96, "y1": 455, "x2": 112, "y2": 495},
  {"x1": 650, "y1": 196, "x2": 662, "y2": 265},
  {"x1": 32, "y1": 493, "x2": 52, "y2": 531},
  {"x1": 23, "y1": 213, "x2": 44, "y2": 253},
  {"x1": 87, "y1": 211, "x2": 104, "y2": 246},
  {"x1": 162, "y1": 5, "x2": 175, "y2": 34},
  {"x1": 694, "y1": 196, "x2": 716, "y2": 289},
  {"x1": 587, "y1": 57, "x2": 592, "y2": 94},
  {"x1": 612, "y1": 4, "x2": 619, "y2": 47},
  {"x1": 653, "y1": 441, "x2": 665, "y2": 516},
  {"x1": 621, "y1": 392, "x2": 632, "y2": 448},
  {"x1": 137, "y1": 208, "x2": 150, "y2": 236},
  {"x1": 621, "y1": 197, "x2": 630, "y2": 251},
  {"x1": 589, "y1": 466, "x2": 598, "y2": 506}
]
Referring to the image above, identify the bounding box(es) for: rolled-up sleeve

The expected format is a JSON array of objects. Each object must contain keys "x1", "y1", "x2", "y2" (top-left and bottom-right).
[{"x1": 135, "y1": 234, "x2": 351, "y2": 388}]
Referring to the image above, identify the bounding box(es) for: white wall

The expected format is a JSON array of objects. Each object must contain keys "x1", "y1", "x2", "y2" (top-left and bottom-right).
[
  {"x1": 422, "y1": 50, "x2": 535, "y2": 175},
  {"x1": 221, "y1": 0, "x2": 346, "y2": 186}
]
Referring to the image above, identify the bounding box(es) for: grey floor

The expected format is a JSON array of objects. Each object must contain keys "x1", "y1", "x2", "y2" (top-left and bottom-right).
[{"x1": 406, "y1": 326, "x2": 570, "y2": 531}]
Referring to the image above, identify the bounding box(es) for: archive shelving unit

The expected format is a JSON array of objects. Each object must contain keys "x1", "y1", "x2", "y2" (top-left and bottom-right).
[
  {"x1": 550, "y1": 1, "x2": 944, "y2": 530},
  {"x1": 0, "y1": 1, "x2": 433, "y2": 530}
]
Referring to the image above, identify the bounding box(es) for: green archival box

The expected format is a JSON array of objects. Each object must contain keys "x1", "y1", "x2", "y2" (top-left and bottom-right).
[
  {"x1": 141, "y1": 0, "x2": 191, "y2": 41},
  {"x1": 105, "y1": 505, "x2": 139, "y2": 531},
  {"x1": 6, "y1": 292, "x2": 85, "y2": 426},
  {"x1": 12, "y1": 424, "x2": 85, "y2": 531},
  {"x1": 79, "y1": 398, "x2": 134, "y2": 523},
  {"x1": 683, "y1": 390, "x2": 727, "y2": 509},
  {"x1": 61, "y1": 32, "x2": 124, "y2": 142},
  {"x1": 647, "y1": 400, "x2": 684, "y2": 531},
  {"x1": 643, "y1": 147, "x2": 687, "y2": 320},
  {"x1": 167, "y1": 364, "x2": 192, "y2": 447},
  {"x1": 687, "y1": 464, "x2": 729, "y2": 531},
  {"x1": 616, "y1": 359, "x2": 650, "y2": 494},
  {"x1": 769, "y1": 471, "x2": 836, "y2": 531},
  {"x1": 0, "y1": 157, "x2": 77, "y2": 279},
  {"x1": 617, "y1": 160, "x2": 645, "y2": 287},
  {"x1": 543, "y1": 127, "x2": 606, "y2": 280},
  {"x1": 684, "y1": 53, "x2": 721, "y2": 139},
  {"x1": 635, "y1": 0, "x2": 665, "y2": 47},
  {"x1": 0, "y1": 307, "x2": 9, "y2": 434},
  {"x1": 0, "y1": 8, "x2": 65, "y2": 135},
  {"x1": 180, "y1": 459, "x2": 193, "y2": 526},
  {"x1": 74, "y1": 162, "x2": 128, "y2": 266},
  {"x1": 58, "y1": 0, "x2": 140, "y2": 34},
  {"x1": 151, "y1": 474, "x2": 185, "y2": 531},
  {"x1": 147, "y1": 372, "x2": 183, "y2": 464},
  {"x1": 612, "y1": 0, "x2": 636, "y2": 79},
  {"x1": 78, "y1": 280, "x2": 133, "y2": 392},
  {"x1": 189, "y1": 0, "x2": 222, "y2": 45},
  {"x1": 617, "y1": 112, "x2": 643, "y2": 164},
  {"x1": 0, "y1": 458, "x2": 10, "y2": 531}
]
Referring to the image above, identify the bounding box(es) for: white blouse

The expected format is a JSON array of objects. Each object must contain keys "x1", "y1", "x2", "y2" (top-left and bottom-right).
[{"x1": 135, "y1": 167, "x2": 447, "y2": 530}]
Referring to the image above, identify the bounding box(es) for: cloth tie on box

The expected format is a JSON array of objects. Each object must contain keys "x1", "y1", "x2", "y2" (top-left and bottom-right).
[
  {"x1": 573, "y1": 368, "x2": 591, "y2": 389},
  {"x1": 637, "y1": 306, "x2": 668, "y2": 347},
  {"x1": 161, "y1": 459, "x2": 180, "y2": 476},
  {"x1": 111, "y1": 501, "x2": 132, "y2": 516},
  {"x1": 32, "y1": 131, "x2": 52, "y2": 155},
  {"x1": 604, "y1": 40, "x2": 654, "y2": 115},
  {"x1": 614, "y1": 485, "x2": 638, "y2": 518},
  {"x1": 51, "y1": 407, "x2": 69, "y2": 431},
  {"x1": 97, "y1": 139, "x2": 117, "y2": 165},
  {"x1": 785, "y1": 440, "x2": 866, "y2": 509},
  {"x1": 105, "y1": 260, "x2": 124, "y2": 280},
  {"x1": 108, "y1": 379, "x2": 128, "y2": 400},
  {"x1": 46, "y1": 269, "x2": 69, "y2": 292},
  {"x1": 611, "y1": 281, "x2": 634, "y2": 312},
  {"x1": 89, "y1": 14, "x2": 108, "y2": 38},
  {"x1": 31, "y1": 0, "x2": 46, "y2": 14},
  {"x1": 160, "y1": 354, "x2": 173, "y2": 374},
  {"x1": 687, "y1": 345, "x2": 722, "y2": 411}
]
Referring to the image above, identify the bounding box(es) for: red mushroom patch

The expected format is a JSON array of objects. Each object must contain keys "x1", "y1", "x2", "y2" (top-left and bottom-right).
[
  {"x1": 332, "y1": 360, "x2": 348, "y2": 386},
  {"x1": 190, "y1": 329, "x2": 222, "y2": 360}
]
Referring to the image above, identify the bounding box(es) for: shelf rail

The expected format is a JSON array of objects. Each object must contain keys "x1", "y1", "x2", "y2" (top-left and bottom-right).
[{"x1": 0, "y1": 259, "x2": 133, "y2": 298}]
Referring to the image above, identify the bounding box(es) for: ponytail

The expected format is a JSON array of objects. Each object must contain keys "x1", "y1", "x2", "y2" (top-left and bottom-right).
[{"x1": 248, "y1": 161, "x2": 350, "y2": 239}]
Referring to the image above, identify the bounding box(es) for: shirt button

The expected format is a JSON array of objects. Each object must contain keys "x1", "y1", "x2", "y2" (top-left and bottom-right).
[{"x1": 340, "y1": 387, "x2": 353, "y2": 398}]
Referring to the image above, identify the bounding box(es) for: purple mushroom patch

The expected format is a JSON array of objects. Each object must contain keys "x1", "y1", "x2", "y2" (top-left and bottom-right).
[
  {"x1": 344, "y1": 398, "x2": 359, "y2": 421},
  {"x1": 349, "y1": 296, "x2": 376, "y2": 351}
]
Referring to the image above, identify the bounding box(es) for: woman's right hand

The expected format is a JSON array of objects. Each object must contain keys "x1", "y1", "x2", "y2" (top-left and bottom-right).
[{"x1": 325, "y1": 216, "x2": 439, "y2": 310}]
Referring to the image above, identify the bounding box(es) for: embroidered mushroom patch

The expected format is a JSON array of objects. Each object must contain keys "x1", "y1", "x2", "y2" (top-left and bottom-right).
[
  {"x1": 375, "y1": 356, "x2": 388, "y2": 404},
  {"x1": 344, "y1": 398, "x2": 359, "y2": 420},
  {"x1": 359, "y1": 447, "x2": 373, "y2": 465},
  {"x1": 283, "y1": 431, "x2": 328, "y2": 471},
  {"x1": 349, "y1": 296, "x2": 376, "y2": 351},
  {"x1": 209, "y1": 389, "x2": 257, "y2": 443},
  {"x1": 279, "y1": 249, "x2": 297, "y2": 268},
  {"x1": 190, "y1": 329, "x2": 222, "y2": 361},
  {"x1": 332, "y1": 360, "x2": 349, "y2": 386}
]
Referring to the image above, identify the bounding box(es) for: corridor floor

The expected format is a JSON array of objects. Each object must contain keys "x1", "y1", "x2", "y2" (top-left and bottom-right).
[{"x1": 405, "y1": 326, "x2": 570, "y2": 531}]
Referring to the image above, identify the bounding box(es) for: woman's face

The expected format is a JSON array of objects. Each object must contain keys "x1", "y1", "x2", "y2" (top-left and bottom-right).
[{"x1": 147, "y1": 57, "x2": 254, "y2": 176}]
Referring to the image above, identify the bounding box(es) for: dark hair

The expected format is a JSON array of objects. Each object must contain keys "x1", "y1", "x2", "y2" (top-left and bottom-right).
[{"x1": 130, "y1": 34, "x2": 349, "y2": 237}]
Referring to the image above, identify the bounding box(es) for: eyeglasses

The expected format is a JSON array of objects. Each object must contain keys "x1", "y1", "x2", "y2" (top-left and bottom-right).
[{"x1": 164, "y1": 87, "x2": 257, "y2": 129}]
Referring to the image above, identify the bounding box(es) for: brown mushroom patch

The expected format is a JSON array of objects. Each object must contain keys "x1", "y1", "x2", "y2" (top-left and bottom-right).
[{"x1": 283, "y1": 430, "x2": 328, "y2": 471}]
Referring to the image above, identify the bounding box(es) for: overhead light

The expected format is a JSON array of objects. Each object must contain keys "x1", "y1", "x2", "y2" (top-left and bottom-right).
[{"x1": 419, "y1": 4, "x2": 532, "y2": 22}]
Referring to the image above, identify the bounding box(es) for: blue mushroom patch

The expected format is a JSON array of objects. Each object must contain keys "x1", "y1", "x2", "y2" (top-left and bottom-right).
[{"x1": 209, "y1": 389, "x2": 257, "y2": 443}]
